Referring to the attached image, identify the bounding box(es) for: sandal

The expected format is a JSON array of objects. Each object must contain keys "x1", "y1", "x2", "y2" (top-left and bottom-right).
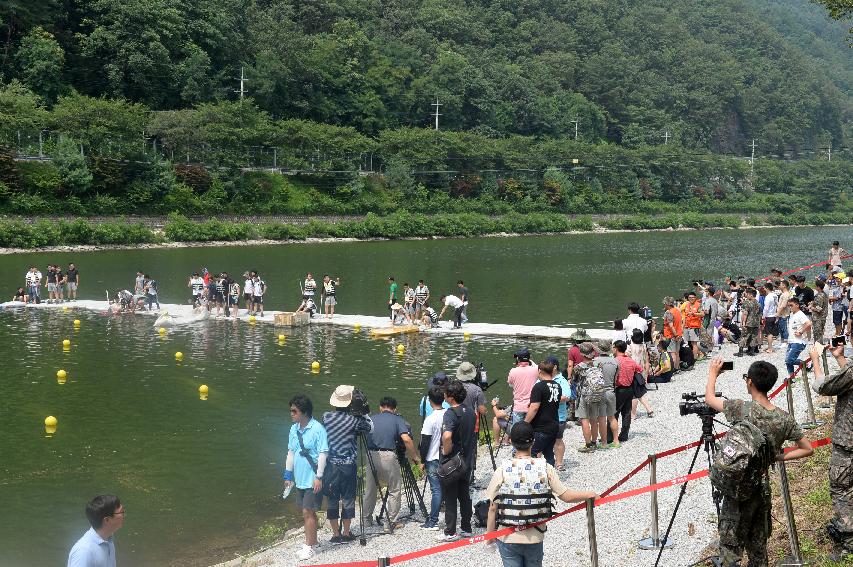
[
  {"x1": 647, "y1": 411, "x2": 655, "y2": 418},
  {"x1": 556, "y1": 464, "x2": 566, "y2": 471}
]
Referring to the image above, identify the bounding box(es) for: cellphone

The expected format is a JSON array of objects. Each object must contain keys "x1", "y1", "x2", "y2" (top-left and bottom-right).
[
  {"x1": 832, "y1": 335, "x2": 847, "y2": 347},
  {"x1": 721, "y1": 361, "x2": 734, "y2": 371}
]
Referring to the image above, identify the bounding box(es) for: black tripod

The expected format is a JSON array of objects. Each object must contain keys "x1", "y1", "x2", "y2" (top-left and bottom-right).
[
  {"x1": 479, "y1": 413, "x2": 497, "y2": 470},
  {"x1": 355, "y1": 432, "x2": 391, "y2": 545},
  {"x1": 654, "y1": 413, "x2": 722, "y2": 567},
  {"x1": 396, "y1": 452, "x2": 428, "y2": 517}
]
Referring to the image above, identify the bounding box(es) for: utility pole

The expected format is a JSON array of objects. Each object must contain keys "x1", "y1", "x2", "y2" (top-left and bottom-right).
[
  {"x1": 570, "y1": 118, "x2": 579, "y2": 141},
  {"x1": 431, "y1": 98, "x2": 442, "y2": 130},
  {"x1": 235, "y1": 66, "x2": 248, "y2": 101},
  {"x1": 663, "y1": 131, "x2": 670, "y2": 145},
  {"x1": 828, "y1": 141, "x2": 832, "y2": 162},
  {"x1": 750, "y1": 139, "x2": 757, "y2": 175}
]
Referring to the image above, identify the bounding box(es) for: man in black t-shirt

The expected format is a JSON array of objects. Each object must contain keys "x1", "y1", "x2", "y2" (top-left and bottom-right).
[
  {"x1": 65, "y1": 263, "x2": 79, "y2": 301},
  {"x1": 525, "y1": 360, "x2": 562, "y2": 466},
  {"x1": 439, "y1": 380, "x2": 476, "y2": 541},
  {"x1": 792, "y1": 275, "x2": 815, "y2": 317}
]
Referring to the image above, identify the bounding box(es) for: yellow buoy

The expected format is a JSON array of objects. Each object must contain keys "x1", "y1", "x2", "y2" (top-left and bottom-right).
[
  {"x1": 45, "y1": 415, "x2": 57, "y2": 435},
  {"x1": 62, "y1": 306, "x2": 69, "y2": 312},
  {"x1": 354, "y1": 324, "x2": 362, "y2": 332},
  {"x1": 56, "y1": 369, "x2": 67, "y2": 380},
  {"x1": 199, "y1": 384, "x2": 208, "y2": 401},
  {"x1": 159, "y1": 327, "x2": 167, "y2": 335},
  {"x1": 73, "y1": 319, "x2": 81, "y2": 327},
  {"x1": 249, "y1": 315, "x2": 256, "y2": 324},
  {"x1": 396, "y1": 344, "x2": 405, "y2": 354},
  {"x1": 278, "y1": 334, "x2": 286, "y2": 342},
  {"x1": 311, "y1": 361, "x2": 320, "y2": 371},
  {"x1": 175, "y1": 351, "x2": 184, "y2": 361},
  {"x1": 62, "y1": 339, "x2": 71, "y2": 348}
]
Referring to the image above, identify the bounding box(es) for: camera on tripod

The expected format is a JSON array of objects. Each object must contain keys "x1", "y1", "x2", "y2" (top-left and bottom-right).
[
  {"x1": 679, "y1": 391, "x2": 721, "y2": 417},
  {"x1": 476, "y1": 362, "x2": 499, "y2": 392},
  {"x1": 349, "y1": 388, "x2": 370, "y2": 417}
]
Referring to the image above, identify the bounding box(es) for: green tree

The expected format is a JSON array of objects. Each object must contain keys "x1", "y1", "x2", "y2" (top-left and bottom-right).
[
  {"x1": 52, "y1": 136, "x2": 92, "y2": 195},
  {"x1": 50, "y1": 93, "x2": 149, "y2": 157},
  {"x1": 0, "y1": 81, "x2": 48, "y2": 146},
  {"x1": 15, "y1": 26, "x2": 64, "y2": 102}
]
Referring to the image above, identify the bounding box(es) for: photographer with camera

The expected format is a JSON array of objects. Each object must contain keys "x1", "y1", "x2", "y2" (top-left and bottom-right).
[
  {"x1": 703, "y1": 358, "x2": 814, "y2": 565},
  {"x1": 507, "y1": 347, "x2": 539, "y2": 431},
  {"x1": 437, "y1": 380, "x2": 476, "y2": 542},
  {"x1": 363, "y1": 397, "x2": 421, "y2": 534},
  {"x1": 322, "y1": 386, "x2": 373, "y2": 544},
  {"x1": 808, "y1": 343, "x2": 853, "y2": 560},
  {"x1": 283, "y1": 395, "x2": 329, "y2": 561}
]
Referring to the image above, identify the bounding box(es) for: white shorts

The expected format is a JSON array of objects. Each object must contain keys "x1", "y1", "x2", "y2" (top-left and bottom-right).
[
  {"x1": 67, "y1": 283, "x2": 77, "y2": 291},
  {"x1": 325, "y1": 296, "x2": 337, "y2": 306}
]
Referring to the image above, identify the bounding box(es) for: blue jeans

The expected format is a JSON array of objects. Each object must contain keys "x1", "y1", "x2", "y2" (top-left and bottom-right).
[
  {"x1": 510, "y1": 411, "x2": 527, "y2": 432},
  {"x1": 785, "y1": 342, "x2": 806, "y2": 375},
  {"x1": 778, "y1": 317, "x2": 789, "y2": 341},
  {"x1": 425, "y1": 460, "x2": 442, "y2": 524},
  {"x1": 497, "y1": 540, "x2": 544, "y2": 567},
  {"x1": 531, "y1": 431, "x2": 556, "y2": 466}
]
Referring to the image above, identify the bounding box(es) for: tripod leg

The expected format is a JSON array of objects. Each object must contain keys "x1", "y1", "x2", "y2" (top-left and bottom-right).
[
  {"x1": 654, "y1": 441, "x2": 705, "y2": 567},
  {"x1": 481, "y1": 414, "x2": 497, "y2": 470}
]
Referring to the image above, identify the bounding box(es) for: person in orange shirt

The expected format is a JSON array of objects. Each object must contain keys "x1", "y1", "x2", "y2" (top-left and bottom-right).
[
  {"x1": 662, "y1": 296, "x2": 683, "y2": 369},
  {"x1": 683, "y1": 291, "x2": 705, "y2": 359}
]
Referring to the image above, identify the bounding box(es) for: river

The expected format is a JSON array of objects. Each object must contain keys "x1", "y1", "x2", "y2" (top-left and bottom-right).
[{"x1": 0, "y1": 226, "x2": 847, "y2": 566}]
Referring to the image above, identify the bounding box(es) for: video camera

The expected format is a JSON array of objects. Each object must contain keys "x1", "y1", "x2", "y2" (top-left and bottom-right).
[
  {"x1": 679, "y1": 392, "x2": 720, "y2": 417},
  {"x1": 476, "y1": 362, "x2": 498, "y2": 392},
  {"x1": 349, "y1": 388, "x2": 370, "y2": 417}
]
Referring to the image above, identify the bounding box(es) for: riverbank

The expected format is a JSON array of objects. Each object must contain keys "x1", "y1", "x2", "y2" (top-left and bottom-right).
[
  {"x1": 211, "y1": 339, "x2": 837, "y2": 567},
  {"x1": 1, "y1": 211, "x2": 852, "y2": 253}
]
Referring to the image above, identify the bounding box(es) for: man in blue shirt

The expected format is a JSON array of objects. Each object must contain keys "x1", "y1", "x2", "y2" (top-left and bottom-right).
[
  {"x1": 283, "y1": 395, "x2": 329, "y2": 561},
  {"x1": 67, "y1": 494, "x2": 124, "y2": 567}
]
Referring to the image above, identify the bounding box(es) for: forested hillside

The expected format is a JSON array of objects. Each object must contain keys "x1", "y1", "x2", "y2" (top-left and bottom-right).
[{"x1": 0, "y1": 0, "x2": 850, "y2": 217}]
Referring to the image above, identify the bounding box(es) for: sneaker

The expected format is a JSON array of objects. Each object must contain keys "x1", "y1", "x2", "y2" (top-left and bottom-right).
[
  {"x1": 607, "y1": 442, "x2": 621, "y2": 449},
  {"x1": 296, "y1": 545, "x2": 317, "y2": 561},
  {"x1": 596, "y1": 443, "x2": 611, "y2": 450},
  {"x1": 340, "y1": 533, "x2": 356, "y2": 542},
  {"x1": 420, "y1": 522, "x2": 439, "y2": 530},
  {"x1": 329, "y1": 535, "x2": 343, "y2": 544},
  {"x1": 578, "y1": 444, "x2": 596, "y2": 453},
  {"x1": 385, "y1": 521, "x2": 405, "y2": 534},
  {"x1": 460, "y1": 530, "x2": 473, "y2": 537},
  {"x1": 436, "y1": 533, "x2": 460, "y2": 542}
]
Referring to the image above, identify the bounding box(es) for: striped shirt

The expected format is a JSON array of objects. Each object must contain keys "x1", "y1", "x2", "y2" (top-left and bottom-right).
[
  {"x1": 322, "y1": 410, "x2": 373, "y2": 465},
  {"x1": 304, "y1": 279, "x2": 316, "y2": 296},
  {"x1": 415, "y1": 285, "x2": 430, "y2": 304}
]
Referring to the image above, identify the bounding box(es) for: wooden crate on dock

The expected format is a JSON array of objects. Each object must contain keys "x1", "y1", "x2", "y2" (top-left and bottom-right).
[{"x1": 274, "y1": 312, "x2": 309, "y2": 327}]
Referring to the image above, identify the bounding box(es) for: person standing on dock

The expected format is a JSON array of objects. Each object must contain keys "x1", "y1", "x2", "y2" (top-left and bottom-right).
[
  {"x1": 252, "y1": 274, "x2": 267, "y2": 317},
  {"x1": 387, "y1": 276, "x2": 398, "y2": 321},
  {"x1": 439, "y1": 294, "x2": 465, "y2": 329},
  {"x1": 243, "y1": 272, "x2": 254, "y2": 314},
  {"x1": 189, "y1": 272, "x2": 204, "y2": 307},
  {"x1": 66, "y1": 263, "x2": 79, "y2": 302},
  {"x1": 302, "y1": 273, "x2": 316, "y2": 304},
  {"x1": 414, "y1": 280, "x2": 430, "y2": 319},
  {"x1": 323, "y1": 275, "x2": 340, "y2": 318},
  {"x1": 457, "y1": 281, "x2": 469, "y2": 324}
]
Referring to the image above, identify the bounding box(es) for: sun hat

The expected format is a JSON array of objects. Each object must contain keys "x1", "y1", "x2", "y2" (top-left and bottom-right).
[
  {"x1": 330, "y1": 385, "x2": 355, "y2": 408},
  {"x1": 456, "y1": 362, "x2": 478, "y2": 382},
  {"x1": 597, "y1": 339, "x2": 612, "y2": 353},
  {"x1": 509, "y1": 421, "x2": 535, "y2": 445},
  {"x1": 390, "y1": 302, "x2": 403, "y2": 310},
  {"x1": 578, "y1": 342, "x2": 598, "y2": 359}
]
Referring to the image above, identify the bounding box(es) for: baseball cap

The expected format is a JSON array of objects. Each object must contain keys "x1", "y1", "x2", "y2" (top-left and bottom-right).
[
  {"x1": 509, "y1": 421, "x2": 534, "y2": 446},
  {"x1": 514, "y1": 347, "x2": 531, "y2": 359},
  {"x1": 544, "y1": 355, "x2": 560, "y2": 370}
]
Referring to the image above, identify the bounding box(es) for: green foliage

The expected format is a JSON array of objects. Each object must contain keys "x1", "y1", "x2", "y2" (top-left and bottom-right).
[
  {"x1": 15, "y1": 27, "x2": 64, "y2": 102},
  {"x1": 256, "y1": 522, "x2": 286, "y2": 548},
  {"x1": 50, "y1": 93, "x2": 149, "y2": 158},
  {"x1": 0, "y1": 81, "x2": 48, "y2": 147},
  {"x1": 51, "y1": 136, "x2": 92, "y2": 195}
]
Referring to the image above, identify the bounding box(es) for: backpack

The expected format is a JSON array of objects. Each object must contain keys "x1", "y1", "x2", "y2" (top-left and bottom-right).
[
  {"x1": 474, "y1": 499, "x2": 491, "y2": 527},
  {"x1": 679, "y1": 344, "x2": 695, "y2": 370},
  {"x1": 710, "y1": 407, "x2": 775, "y2": 501},
  {"x1": 580, "y1": 364, "x2": 609, "y2": 403}
]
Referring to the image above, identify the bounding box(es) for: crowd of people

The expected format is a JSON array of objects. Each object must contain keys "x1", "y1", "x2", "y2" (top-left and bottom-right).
[
  {"x1": 386, "y1": 277, "x2": 470, "y2": 328},
  {"x1": 15, "y1": 263, "x2": 79, "y2": 303}
]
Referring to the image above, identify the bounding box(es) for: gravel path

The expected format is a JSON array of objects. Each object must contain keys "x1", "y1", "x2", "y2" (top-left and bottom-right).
[{"x1": 214, "y1": 338, "x2": 836, "y2": 567}]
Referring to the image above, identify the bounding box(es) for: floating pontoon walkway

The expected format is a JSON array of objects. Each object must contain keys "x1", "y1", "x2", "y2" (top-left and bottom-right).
[{"x1": 1, "y1": 300, "x2": 610, "y2": 340}]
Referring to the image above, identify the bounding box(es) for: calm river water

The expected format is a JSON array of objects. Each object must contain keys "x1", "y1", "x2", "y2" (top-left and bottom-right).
[{"x1": 0, "y1": 227, "x2": 848, "y2": 566}]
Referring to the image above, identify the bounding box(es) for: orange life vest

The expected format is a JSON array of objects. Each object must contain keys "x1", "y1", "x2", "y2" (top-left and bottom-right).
[{"x1": 663, "y1": 307, "x2": 683, "y2": 338}]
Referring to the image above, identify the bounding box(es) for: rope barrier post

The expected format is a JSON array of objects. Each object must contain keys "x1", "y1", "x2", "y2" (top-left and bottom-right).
[
  {"x1": 777, "y1": 459, "x2": 806, "y2": 566},
  {"x1": 377, "y1": 557, "x2": 390, "y2": 567},
  {"x1": 586, "y1": 498, "x2": 599, "y2": 567},
  {"x1": 799, "y1": 362, "x2": 824, "y2": 430},
  {"x1": 785, "y1": 369, "x2": 796, "y2": 417},
  {"x1": 638, "y1": 454, "x2": 673, "y2": 550}
]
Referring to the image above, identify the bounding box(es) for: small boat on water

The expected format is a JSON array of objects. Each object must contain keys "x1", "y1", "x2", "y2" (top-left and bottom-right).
[{"x1": 370, "y1": 324, "x2": 420, "y2": 337}]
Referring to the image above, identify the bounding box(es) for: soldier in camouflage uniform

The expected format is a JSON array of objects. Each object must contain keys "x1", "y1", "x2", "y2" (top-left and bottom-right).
[
  {"x1": 810, "y1": 344, "x2": 853, "y2": 560},
  {"x1": 810, "y1": 278, "x2": 829, "y2": 344},
  {"x1": 704, "y1": 358, "x2": 815, "y2": 567},
  {"x1": 737, "y1": 288, "x2": 761, "y2": 357}
]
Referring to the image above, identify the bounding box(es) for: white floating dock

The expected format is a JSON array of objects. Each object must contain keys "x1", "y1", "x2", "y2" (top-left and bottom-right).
[{"x1": 0, "y1": 300, "x2": 610, "y2": 340}]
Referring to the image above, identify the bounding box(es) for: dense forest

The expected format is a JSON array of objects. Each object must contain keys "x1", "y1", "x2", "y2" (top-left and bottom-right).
[{"x1": 0, "y1": 0, "x2": 850, "y2": 217}]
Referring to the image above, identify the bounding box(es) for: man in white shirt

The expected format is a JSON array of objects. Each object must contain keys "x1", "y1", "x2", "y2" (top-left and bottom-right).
[
  {"x1": 438, "y1": 294, "x2": 465, "y2": 329},
  {"x1": 622, "y1": 302, "x2": 648, "y2": 340},
  {"x1": 785, "y1": 297, "x2": 812, "y2": 375},
  {"x1": 67, "y1": 494, "x2": 124, "y2": 567},
  {"x1": 762, "y1": 282, "x2": 779, "y2": 353},
  {"x1": 419, "y1": 387, "x2": 447, "y2": 530},
  {"x1": 243, "y1": 272, "x2": 255, "y2": 314}
]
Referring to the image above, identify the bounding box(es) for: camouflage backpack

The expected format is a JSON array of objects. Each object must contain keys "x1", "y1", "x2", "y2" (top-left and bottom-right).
[
  {"x1": 710, "y1": 406, "x2": 776, "y2": 501},
  {"x1": 579, "y1": 364, "x2": 609, "y2": 404}
]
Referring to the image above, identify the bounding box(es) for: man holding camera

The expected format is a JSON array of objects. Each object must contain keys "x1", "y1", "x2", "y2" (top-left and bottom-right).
[
  {"x1": 363, "y1": 397, "x2": 421, "y2": 533},
  {"x1": 323, "y1": 386, "x2": 373, "y2": 544},
  {"x1": 507, "y1": 348, "x2": 539, "y2": 431},
  {"x1": 703, "y1": 359, "x2": 814, "y2": 566},
  {"x1": 809, "y1": 344, "x2": 853, "y2": 560}
]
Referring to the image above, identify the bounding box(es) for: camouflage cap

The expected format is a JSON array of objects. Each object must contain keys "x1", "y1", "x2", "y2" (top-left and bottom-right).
[
  {"x1": 597, "y1": 339, "x2": 612, "y2": 353},
  {"x1": 578, "y1": 342, "x2": 598, "y2": 359},
  {"x1": 663, "y1": 296, "x2": 675, "y2": 307},
  {"x1": 569, "y1": 329, "x2": 592, "y2": 343}
]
